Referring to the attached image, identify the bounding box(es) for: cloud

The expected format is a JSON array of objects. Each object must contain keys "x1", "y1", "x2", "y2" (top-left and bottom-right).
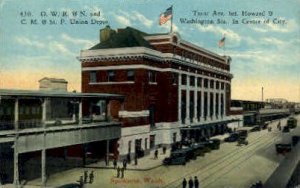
[
  {"x1": 132, "y1": 11, "x2": 153, "y2": 28},
  {"x1": 0, "y1": 0, "x2": 7, "y2": 10},
  {"x1": 15, "y1": 35, "x2": 76, "y2": 57},
  {"x1": 114, "y1": 14, "x2": 132, "y2": 26},
  {"x1": 61, "y1": 33, "x2": 94, "y2": 49},
  {"x1": 196, "y1": 25, "x2": 241, "y2": 44},
  {"x1": 266, "y1": 19, "x2": 298, "y2": 33},
  {"x1": 49, "y1": 41, "x2": 74, "y2": 55},
  {"x1": 113, "y1": 10, "x2": 154, "y2": 29},
  {"x1": 251, "y1": 27, "x2": 268, "y2": 33},
  {"x1": 15, "y1": 36, "x2": 45, "y2": 48},
  {"x1": 261, "y1": 37, "x2": 285, "y2": 46}
]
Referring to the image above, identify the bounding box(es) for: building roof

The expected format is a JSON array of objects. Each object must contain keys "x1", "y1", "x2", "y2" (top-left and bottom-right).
[
  {"x1": 90, "y1": 27, "x2": 154, "y2": 50},
  {"x1": 0, "y1": 89, "x2": 124, "y2": 100},
  {"x1": 39, "y1": 77, "x2": 68, "y2": 83}
]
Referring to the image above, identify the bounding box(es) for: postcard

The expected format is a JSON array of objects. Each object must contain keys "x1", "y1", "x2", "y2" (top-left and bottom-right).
[{"x1": 0, "y1": 0, "x2": 299, "y2": 188}]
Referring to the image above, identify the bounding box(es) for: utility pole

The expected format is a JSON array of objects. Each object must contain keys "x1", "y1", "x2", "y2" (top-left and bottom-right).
[{"x1": 262, "y1": 87, "x2": 264, "y2": 102}]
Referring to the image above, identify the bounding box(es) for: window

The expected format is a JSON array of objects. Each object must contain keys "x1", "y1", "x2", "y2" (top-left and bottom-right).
[
  {"x1": 216, "y1": 81, "x2": 220, "y2": 89},
  {"x1": 127, "y1": 70, "x2": 135, "y2": 81},
  {"x1": 149, "y1": 105, "x2": 155, "y2": 127},
  {"x1": 190, "y1": 76, "x2": 195, "y2": 86},
  {"x1": 89, "y1": 71, "x2": 97, "y2": 83},
  {"x1": 181, "y1": 74, "x2": 187, "y2": 85},
  {"x1": 221, "y1": 82, "x2": 224, "y2": 89},
  {"x1": 172, "y1": 73, "x2": 178, "y2": 85},
  {"x1": 19, "y1": 107, "x2": 24, "y2": 115},
  {"x1": 210, "y1": 80, "x2": 214, "y2": 89},
  {"x1": 197, "y1": 77, "x2": 202, "y2": 87},
  {"x1": 107, "y1": 70, "x2": 115, "y2": 82},
  {"x1": 204, "y1": 79, "x2": 208, "y2": 88},
  {"x1": 148, "y1": 71, "x2": 156, "y2": 83},
  {"x1": 0, "y1": 108, "x2": 3, "y2": 116}
]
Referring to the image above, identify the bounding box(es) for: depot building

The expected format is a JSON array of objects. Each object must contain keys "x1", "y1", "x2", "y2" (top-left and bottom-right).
[{"x1": 79, "y1": 26, "x2": 240, "y2": 159}]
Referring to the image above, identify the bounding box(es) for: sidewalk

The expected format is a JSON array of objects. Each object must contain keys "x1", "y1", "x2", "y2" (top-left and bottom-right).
[{"x1": 86, "y1": 148, "x2": 171, "y2": 171}]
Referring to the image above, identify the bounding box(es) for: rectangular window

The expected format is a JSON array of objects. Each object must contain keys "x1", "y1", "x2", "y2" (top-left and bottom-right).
[
  {"x1": 190, "y1": 76, "x2": 195, "y2": 86},
  {"x1": 107, "y1": 70, "x2": 115, "y2": 82},
  {"x1": 204, "y1": 79, "x2": 208, "y2": 88},
  {"x1": 89, "y1": 71, "x2": 97, "y2": 83},
  {"x1": 148, "y1": 71, "x2": 156, "y2": 83},
  {"x1": 197, "y1": 77, "x2": 202, "y2": 87},
  {"x1": 172, "y1": 73, "x2": 178, "y2": 85},
  {"x1": 19, "y1": 107, "x2": 24, "y2": 115},
  {"x1": 127, "y1": 70, "x2": 135, "y2": 81},
  {"x1": 216, "y1": 81, "x2": 220, "y2": 89},
  {"x1": 181, "y1": 74, "x2": 187, "y2": 85},
  {"x1": 210, "y1": 80, "x2": 214, "y2": 89},
  {"x1": 221, "y1": 82, "x2": 224, "y2": 89}
]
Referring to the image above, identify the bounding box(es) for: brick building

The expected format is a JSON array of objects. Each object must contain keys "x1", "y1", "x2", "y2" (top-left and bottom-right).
[{"x1": 79, "y1": 26, "x2": 234, "y2": 159}]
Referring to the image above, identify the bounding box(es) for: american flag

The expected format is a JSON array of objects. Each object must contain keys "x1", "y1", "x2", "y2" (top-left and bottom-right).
[
  {"x1": 159, "y1": 6, "x2": 172, "y2": 25},
  {"x1": 218, "y1": 37, "x2": 226, "y2": 48}
]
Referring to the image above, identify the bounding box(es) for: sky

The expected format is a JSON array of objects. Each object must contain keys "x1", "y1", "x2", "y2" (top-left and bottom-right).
[{"x1": 0, "y1": 0, "x2": 299, "y2": 102}]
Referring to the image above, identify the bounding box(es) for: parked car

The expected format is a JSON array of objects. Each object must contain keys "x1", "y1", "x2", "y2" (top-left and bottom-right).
[
  {"x1": 275, "y1": 144, "x2": 292, "y2": 154},
  {"x1": 250, "y1": 125, "x2": 261, "y2": 132},
  {"x1": 282, "y1": 125, "x2": 290, "y2": 133},
  {"x1": 224, "y1": 133, "x2": 239, "y2": 142},
  {"x1": 287, "y1": 117, "x2": 297, "y2": 129},
  {"x1": 163, "y1": 148, "x2": 193, "y2": 165}
]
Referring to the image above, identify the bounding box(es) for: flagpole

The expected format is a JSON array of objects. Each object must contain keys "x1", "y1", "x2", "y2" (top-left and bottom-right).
[{"x1": 170, "y1": 5, "x2": 173, "y2": 33}]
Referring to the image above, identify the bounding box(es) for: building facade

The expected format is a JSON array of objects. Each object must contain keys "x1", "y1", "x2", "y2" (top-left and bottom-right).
[{"x1": 79, "y1": 26, "x2": 235, "y2": 159}]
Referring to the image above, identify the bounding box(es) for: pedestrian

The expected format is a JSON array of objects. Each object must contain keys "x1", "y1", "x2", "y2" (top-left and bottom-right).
[
  {"x1": 113, "y1": 158, "x2": 117, "y2": 169},
  {"x1": 117, "y1": 166, "x2": 120, "y2": 178},
  {"x1": 194, "y1": 176, "x2": 199, "y2": 188},
  {"x1": 89, "y1": 171, "x2": 94, "y2": 184},
  {"x1": 121, "y1": 166, "x2": 125, "y2": 178},
  {"x1": 77, "y1": 176, "x2": 84, "y2": 188},
  {"x1": 182, "y1": 178, "x2": 187, "y2": 188},
  {"x1": 188, "y1": 177, "x2": 194, "y2": 188},
  {"x1": 123, "y1": 159, "x2": 127, "y2": 170},
  {"x1": 154, "y1": 149, "x2": 158, "y2": 159},
  {"x1": 134, "y1": 154, "x2": 138, "y2": 165},
  {"x1": 83, "y1": 170, "x2": 88, "y2": 183},
  {"x1": 163, "y1": 146, "x2": 167, "y2": 154},
  {"x1": 127, "y1": 153, "x2": 131, "y2": 164}
]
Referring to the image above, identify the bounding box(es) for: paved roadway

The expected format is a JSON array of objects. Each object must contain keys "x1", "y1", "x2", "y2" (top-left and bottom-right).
[{"x1": 14, "y1": 115, "x2": 300, "y2": 188}]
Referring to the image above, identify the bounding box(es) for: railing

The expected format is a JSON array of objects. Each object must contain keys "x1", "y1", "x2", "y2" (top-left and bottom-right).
[{"x1": 0, "y1": 115, "x2": 111, "y2": 131}]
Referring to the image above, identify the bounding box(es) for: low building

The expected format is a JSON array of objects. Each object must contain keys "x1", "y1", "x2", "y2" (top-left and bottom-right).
[{"x1": 0, "y1": 89, "x2": 124, "y2": 186}]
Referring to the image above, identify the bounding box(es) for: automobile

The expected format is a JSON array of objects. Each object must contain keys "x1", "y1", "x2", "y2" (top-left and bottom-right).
[
  {"x1": 191, "y1": 144, "x2": 206, "y2": 157},
  {"x1": 237, "y1": 136, "x2": 249, "y2": 146},
  {"x1": 208, "y1": 139, "x2": 221, "y2": 150},
  {"x1": 287, "y1": 117, "x2": 297, "y2": 129},
  {"x1": 250, "y1": 125, "x2": 261, "y2": 132},
  {"x1": 282, "y1": 125, "x2": 290, "y2": 133},
  {"x1": 275, "y1": 144, "x2": 292, "y2": 154},
  {"x1": 57, "y1": 183, "x2": 81, "y2": 188},
  {"x1": 224, "y1": 133, "x2": 239, "y2": 142},
  {"x1": 292, "y1": 136, "x2": 300, "y2": 146},
  {"x1": 261, "y1": 122, "x2": 269, "y2": 129},
  {"x1": 163, "y1": 148, "x2": 191, "y2": 165}
]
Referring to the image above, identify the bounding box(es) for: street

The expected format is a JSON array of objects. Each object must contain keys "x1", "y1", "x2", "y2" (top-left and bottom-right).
[{"x1": 20, "y1": 115, "x2": 300, "y2": 188}]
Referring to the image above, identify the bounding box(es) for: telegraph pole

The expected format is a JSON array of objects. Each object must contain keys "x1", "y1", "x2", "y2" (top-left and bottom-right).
[{"x1": 262, "y1": 87, "x2": 264, "y2": 102}]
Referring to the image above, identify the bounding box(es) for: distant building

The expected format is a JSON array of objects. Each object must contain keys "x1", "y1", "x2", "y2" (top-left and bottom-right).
[
  {"x1": 39, "y1": 77, "x2": 68, "y2": 91},
  {"x1": 79, "y1": 26, "x2": 238, "y2": 159}
]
